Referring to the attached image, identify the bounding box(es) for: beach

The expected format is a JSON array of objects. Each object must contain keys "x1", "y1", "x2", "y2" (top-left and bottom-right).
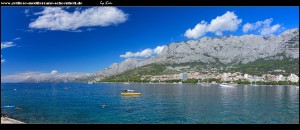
[{"x1": 1, "y1": 116, "x2": 25, "y2": 124}]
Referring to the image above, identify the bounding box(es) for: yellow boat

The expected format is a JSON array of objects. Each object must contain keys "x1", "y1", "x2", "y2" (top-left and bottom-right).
[{"x1": 121, "y1": 92, "x2": 141, "y2": 96}]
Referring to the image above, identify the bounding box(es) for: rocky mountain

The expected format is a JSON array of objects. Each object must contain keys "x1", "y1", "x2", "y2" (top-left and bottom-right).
[
  {"x1": 18, "y1": 28, "x2": 298, "y2": 83},
  {"x1": 95, "y1": 28, "x2": 299, "y2": 78}
]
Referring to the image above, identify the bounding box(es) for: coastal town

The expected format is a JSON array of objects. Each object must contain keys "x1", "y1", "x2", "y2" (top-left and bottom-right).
[{"x1": 139, "y1": 70, "x2": 299, "y2": 84}]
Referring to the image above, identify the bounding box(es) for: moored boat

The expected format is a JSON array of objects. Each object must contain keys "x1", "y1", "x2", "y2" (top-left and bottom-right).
[
  {"x1": 219, "y1": 83, "x2": 236, "y2": 87},
  {"x1": 121, "y1": 90, "x2": 141, "y2": 96},
  {"x1": 121, "y1": 92, "x2": 141, "y2": 96}
]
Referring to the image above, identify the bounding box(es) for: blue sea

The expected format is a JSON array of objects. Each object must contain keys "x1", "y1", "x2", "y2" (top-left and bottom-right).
[{"x1": 1, "y1": 83, "x2": 299, "y2": 124}]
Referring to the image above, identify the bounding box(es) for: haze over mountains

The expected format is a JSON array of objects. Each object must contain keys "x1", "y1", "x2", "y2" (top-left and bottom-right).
[{"x1": 6, "y1": 28, "x2": 299, "y2": 83}]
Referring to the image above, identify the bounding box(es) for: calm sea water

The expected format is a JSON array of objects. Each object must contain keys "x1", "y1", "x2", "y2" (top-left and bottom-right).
[{"x1": 1, "y1": 83, "x2": 299, "y2": 124}]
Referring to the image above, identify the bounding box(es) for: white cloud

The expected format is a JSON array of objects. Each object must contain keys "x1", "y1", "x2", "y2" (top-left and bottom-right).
[
  {"x1": 1, "y1": 42, "x2": 16, "y2": 49},
  {"x1": 120, "y1": 49, "x2": 152, "y2": 58},
  {"x1": 51, "y1": 70, "x2": 58, "y2": 75},
  {"x1": 242, "y1": 23, "x2": 254, "y2": 33},
  {"x1": 184, "y1": 11, "x2": 242, "y2": 39},
  {"x1": 29, "y1": 7, "x2": 128, "y2": 31},
  {"x1": 1, "y1": 40, "x2": 18, "y2": 63},
  {"x1": 260, "y1": 24, "x2": 281, "y2": 36},
  {"x1": 24, "y1": 9, "x2": 30, "y2": 17},
  {"x1": 1, "y1": 55, "x2": 5, "y2": 63},
  {"x1": 153, "y1": 45, "x2": 165, "y2": 54},
  {"x1": 184, "y1": 21, "x2": 208, "y2": 39},
  {"x1": 1, "y1": 71, "x2": 90, "y2": 83},
  {"x1": 207, "y1": 11, "x2": 242, "y2": 35},
  {"x1": 242, "y1": 18, "x2": 282, "y2": 36},
  {"x1": 13, "y1": 37, "x2": 21, "y2": 41},
  {"x1": 120, "y1": 45, "x2": 165, "y2": 58}
]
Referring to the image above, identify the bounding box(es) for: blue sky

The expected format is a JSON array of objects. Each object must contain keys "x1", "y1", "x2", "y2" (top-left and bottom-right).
[{"x1": 1, "y1": 6, "x2": 299, "y2": 77}]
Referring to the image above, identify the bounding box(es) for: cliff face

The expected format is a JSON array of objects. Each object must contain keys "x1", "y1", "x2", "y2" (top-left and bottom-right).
[{"x1": 95, "y1": 28, "x2": 299, "y2": 77}]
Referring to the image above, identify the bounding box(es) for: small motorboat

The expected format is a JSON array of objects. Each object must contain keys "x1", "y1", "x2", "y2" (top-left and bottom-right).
[
  {"x1": 121, "y1": 92, "x2": 141, "y2": 96},
  {"x1": 121, "y1": 90, "x2": 141, "y2": 96},
  {"x1": 219, "y1": 83, "x2": 236, "y2": 87}
]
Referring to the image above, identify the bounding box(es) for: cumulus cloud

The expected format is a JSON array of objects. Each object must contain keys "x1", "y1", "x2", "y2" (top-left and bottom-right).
[
  {"x1": 120, "y1": 45, "x2": 165, "y2": 58},
  {"x1": 1, "y1": 42, "x2": 16, "y2": 49},
  {"x1": 29, "y1": 7, "x2": 128, "y2": 31},
  {"x1": 260, "y1": 23, "x2": 281, "y2": 36},
  {"x1": 184, "y1": 11, "x2": 242, "y2": 39},
  {"x1": 153, "y1": 45, "x2": 165, "y2": 54},
  {"x1": 242, "y1": 23, "x2": 254, "y2": 33},
  {"x1": 51, "y1": 70, "x2": 58, "y2": 75},
  {"x1": 242, "y1": 18, "x2": 282, "y2": 36},
  {"x1": 184, "y1": 21, "x2": 208, "y2": 39},
  {"x1": 1, "y1": 71, "x2": 90, "y2": 83}
]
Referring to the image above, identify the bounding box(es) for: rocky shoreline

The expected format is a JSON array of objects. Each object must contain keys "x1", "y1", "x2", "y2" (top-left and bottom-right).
[{"x1": 1, "y1": 116, "x2": 25, "y2": 124}]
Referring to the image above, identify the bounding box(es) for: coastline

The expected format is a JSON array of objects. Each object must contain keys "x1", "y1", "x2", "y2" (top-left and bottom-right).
[
  {"x1": 97, "y1": 82, "x2": 299, "y2": 86},
  {"x1": 1, "y1": 116, "x2": 25, "y2": 124}
]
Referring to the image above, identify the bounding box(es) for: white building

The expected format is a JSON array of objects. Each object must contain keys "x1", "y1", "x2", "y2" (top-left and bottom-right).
[
  {"x1": 251, "y1": 75, "x2": 264, "y2": 82},
  {"x1": 150, "y1": 77, "x2": 158, "y2": 81},
  {"x1": 179, "y1": 73, "x2": 188, "y2": 81},
  {"x1": 255, "y1": 77, "x2": 264, "y2": 82},
  {"x1": 277, "y1": 75, "x2": 284, "y2": 81},
  {"x1": 287, "y1": 74, "x2": 299, "y2": 82},
  {"x1": 222, "y1": 73, "x2": 230, "y2": 81},
  {"x1": 244, "y1": 74, "x2": 249, "y2": 79}
]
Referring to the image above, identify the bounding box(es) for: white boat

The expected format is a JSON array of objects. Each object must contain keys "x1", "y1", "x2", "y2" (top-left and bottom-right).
[
  {"x1": 124, "y1": 79, "x2": 130, "y2": 84},
  {"x1": 219, "y1": 83, "x2": 236, "y2": 87},
  {"x1": 203, "y1": 83, "x2": 212, "y2": 86},
  {"x1": 87, "y1": 81, "x2": 94, "y2": 84},
  {"x1": 123, "y1": 89, "x2": 134, "y2": 92}
]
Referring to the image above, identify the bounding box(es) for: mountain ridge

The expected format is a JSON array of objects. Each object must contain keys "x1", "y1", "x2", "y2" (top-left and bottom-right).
[
  {"x1": 94, "y1": 28, "x2": 299, "y2": 79},
  {"x1": 13, "y1": 28, "x2": 299, "y2": 83}
]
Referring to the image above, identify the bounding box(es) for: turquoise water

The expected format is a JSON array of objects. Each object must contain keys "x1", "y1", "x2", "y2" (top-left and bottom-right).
[{"x1": 1, "y1": 83, "x2": 299, "y2": 124}]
